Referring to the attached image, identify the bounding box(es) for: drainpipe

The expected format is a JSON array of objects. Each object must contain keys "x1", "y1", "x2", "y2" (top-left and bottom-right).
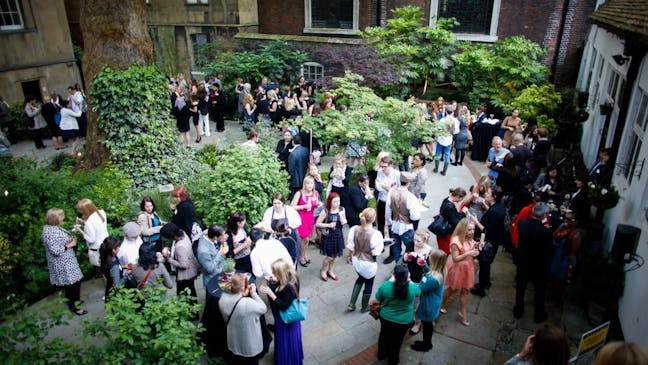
[{"x1": 550, "y1": 0, "x2": 571, "y2": 83}]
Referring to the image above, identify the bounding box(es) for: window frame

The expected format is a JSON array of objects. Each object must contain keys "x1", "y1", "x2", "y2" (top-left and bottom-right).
[
  {"x1": 0, "y1": 0, "x2": 24, "y2": 31},
  {"x1": 429, "y1": 0, "x2": 501, "y2": 42},
  {"x1": 621, "y1": 88, "x2": 647, "y2": 185},
  {"x1": 186, "y1": 0, "x2": 208, "y2": 4},
  {"x1": 301, "y1": 62, "x2": 324, "y2": 83},
  {"x1": 303, "y1": 0, "x2": 359, "y2": 35}
]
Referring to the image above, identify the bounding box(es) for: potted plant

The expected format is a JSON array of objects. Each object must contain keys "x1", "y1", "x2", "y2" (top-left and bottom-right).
[{"x1": 223, "y1": 258, "x2": 236, "y2": 279}]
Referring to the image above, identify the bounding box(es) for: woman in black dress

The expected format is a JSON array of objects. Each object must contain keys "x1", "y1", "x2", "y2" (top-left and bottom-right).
[
  {"x1": 226, "y1": 211, "x2": 252, "y2": 273},
  {"x1": 171, "y1": 186, "x2": 198, "y2": 242},
  {"x1": 172, "y1": 94, "x2": 190, "y2": 147},
  {"x1": 315, "y1": 193, "x2": 347, "y2": 282}
]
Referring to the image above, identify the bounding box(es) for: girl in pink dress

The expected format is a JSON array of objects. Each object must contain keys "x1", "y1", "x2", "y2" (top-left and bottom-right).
[
  {"x1": 441, "y1": 218, "x2": 480, "y2": 326},
  {"x1": 291, "y1": 176, "x2": 321, "y2": 267}
]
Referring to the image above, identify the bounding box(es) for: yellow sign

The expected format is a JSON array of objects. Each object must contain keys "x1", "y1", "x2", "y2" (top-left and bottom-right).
[{"x1": 570, "y1": 321, "x2": 610, "y2": 363}]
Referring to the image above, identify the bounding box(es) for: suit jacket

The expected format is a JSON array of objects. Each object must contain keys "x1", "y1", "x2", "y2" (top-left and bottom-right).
[
  {"x1": 288, "y1": 144, "x2": 309, "y2": 189},
  {"x1": 347, "y1": 184, "x2": 369, "y2": 226},
  {"x1": 589, "y1": 161, "x2": 613, "y2": 187},
  {"x1": 517, "y1": 218, "x2": 553, "y2": 274}
]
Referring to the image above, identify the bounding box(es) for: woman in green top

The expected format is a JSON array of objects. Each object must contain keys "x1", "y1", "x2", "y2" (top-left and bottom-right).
[{"x1": 375, "y1": 264, "x2": 421, "y2": 364}]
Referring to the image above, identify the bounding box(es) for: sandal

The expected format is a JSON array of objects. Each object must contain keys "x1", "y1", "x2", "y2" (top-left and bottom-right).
[
  {"x1": 408, "y1": 322, "x2": 421, "y2": 335},
  {"x1": 299, "y1": 260, "x2": 309, "y2": 268},
  {"x1": 439, "y1": 308, "x2": 447, "y2": 314},
  {"x1": 327, "y1": 271, "x2": 338, "y2": 281}
]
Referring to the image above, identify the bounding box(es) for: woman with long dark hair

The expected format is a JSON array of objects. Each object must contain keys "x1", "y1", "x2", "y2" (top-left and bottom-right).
[
  {"x1": 137, "y1": 196, "x2": 165, "y2": 252},
  {"x1": 226, "y1": 211, "x2": 253, "y2": 273},
  {"x1": 374, "y1": 264, "x2": 421, "y2": 364},
  {"x1": 435, "y1": 188, "x2": 467, "y2": 254},
  {"x1": 99, "y1": 237, "x2": 126, "y2": 301}
]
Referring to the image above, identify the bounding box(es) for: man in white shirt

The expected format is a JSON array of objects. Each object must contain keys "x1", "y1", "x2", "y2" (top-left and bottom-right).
[
  {"x1": 375, "y1": 155, "x2": 400, "y2": 263},
  {"x1": 117, "y1": 221, "x2": 143, "y2": 266},
  {"x1": 385, "y1": 175, "x2": 423, "y2": 263},
  {"x1": 249, "y1": 228, "x2": 292, "y2": 281}
]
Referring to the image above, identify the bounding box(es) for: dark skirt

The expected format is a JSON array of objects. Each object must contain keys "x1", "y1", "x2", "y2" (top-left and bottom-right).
[
  {"x1": 320, "y1": 227, "x2": 344, "y2": 257},
  {"x1": 177, "y1": 116, "x2": 190, "y2": 133},
  {"x1": 273, "y1": 312, "x2": 304, "y2": 365},
  {"x1": 61, "y1": 128, "x2": 78, "y2": 141}
]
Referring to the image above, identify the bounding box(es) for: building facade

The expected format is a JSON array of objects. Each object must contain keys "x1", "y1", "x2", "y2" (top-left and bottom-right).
[
  {"x1": 65, "y1": 0, "x2": 258, "y2": 80},
  {"x1": 576, "y1": 0, "x2": 648, "y2": 348},
  {"x1": 241, "y1": 0, "x2": 596, "y2": 87},
  {"x1": 0, "y1": 0, "x2": 81, "y2": 104}
]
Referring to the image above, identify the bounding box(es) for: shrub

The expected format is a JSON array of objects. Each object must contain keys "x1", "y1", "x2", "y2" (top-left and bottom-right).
[
  {"x1": 0, "y1": 158, "x2": 131, "y2": 317},
  {"x1": 189, "y1": 146, "x2": 288, "y2": 225},
  {"x1": 85, "y1": 287, "x2": 204, "y2": 364},
  {"x1": 91, "y1": 65, "x2": 202, "y2": 188}
]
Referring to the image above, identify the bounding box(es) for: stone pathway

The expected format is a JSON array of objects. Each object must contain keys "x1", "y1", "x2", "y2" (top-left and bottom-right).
[{"x1": 9, "y1": 121, "x2": 596, "y2": 364}]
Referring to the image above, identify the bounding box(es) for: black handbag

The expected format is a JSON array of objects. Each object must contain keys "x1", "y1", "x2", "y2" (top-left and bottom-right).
[
  {"x1": 477, "y1": 241, "x2": 497, "y2": 264},
  {"x1": 428, "y1": 214, "x2": 452, "y2": 236}
]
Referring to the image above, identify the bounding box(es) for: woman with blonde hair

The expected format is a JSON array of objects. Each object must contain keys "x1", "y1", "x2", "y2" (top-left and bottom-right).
[
  {"x1": 463, "y1": 175, "x2": 491, "y2": 221},
  {"x1": 440, "y1": 218, "x2": 480, "y2": 326},
  {"x1": 345, "y1": 208, "x2": 384, "y2": 312},
  {"x1": 42, "y1": 208, "x2": 86, "y2": 315},
  {"x1": 411, "y1": 249, "x2": 447, "y2": 352},
  {"x1": 593, "y1": 341, "x2": 648, "y2": 365},
  {"x1": 259, "y1": 259, "x2": 304, "y2": 365},
  {"x1": 243, "y1": 93, "x2": 257, "y2": 128},
  {"x1": 74, "y1": 198, "x2": 109, "y2": 267},
  {"x1": 291, "y1": 175, "x2": 321, "y2": 267},
  {"x1": 453, "y1": 105, "x2": 471, "y2": 166}
]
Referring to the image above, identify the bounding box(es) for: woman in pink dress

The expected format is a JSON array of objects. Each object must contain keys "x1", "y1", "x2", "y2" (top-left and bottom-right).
[
  {"x1": 440, "y1": 218, "x2": 480, "y2": 326},
  {"x1": 291, "y1": 176, "x2": 321, "y2": 267}
]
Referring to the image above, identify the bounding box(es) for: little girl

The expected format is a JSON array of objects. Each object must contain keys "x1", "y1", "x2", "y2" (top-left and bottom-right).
[
  {"x1": 404, "y1": 230, "x2": 433, "y2": 334},
  {"x1": 411, "y1": 249, "x2": 447, "y2": 352}
]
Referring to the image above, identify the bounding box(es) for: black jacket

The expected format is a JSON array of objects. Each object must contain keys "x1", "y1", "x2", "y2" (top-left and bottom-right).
[
  {"x1": 517, "y1": 218, "x2": 553, "y2": 273},
  {"x1": 347, "y1": 184, "x2": 369, "y2": 226}
]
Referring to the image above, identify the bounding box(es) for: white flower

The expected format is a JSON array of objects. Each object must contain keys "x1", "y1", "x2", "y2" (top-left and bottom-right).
[
  {"x1": 601, "y1": 189, "x2": 608, "y2": 195},
  {"x1": 588, "y1": 182, "x2": 595, "y2": 188}
]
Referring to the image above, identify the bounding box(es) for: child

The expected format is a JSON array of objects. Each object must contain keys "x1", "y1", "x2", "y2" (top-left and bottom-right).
[
  {"x1": 403, "y1": 230, "x2": 433, "y2": 334},
  {"x1": 411, "y1": 249, "x2": 447, "y2": 352}
]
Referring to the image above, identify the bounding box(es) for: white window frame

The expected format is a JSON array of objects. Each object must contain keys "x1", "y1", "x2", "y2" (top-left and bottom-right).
[
  {"x1": 186, "y1": 0, "x2": 208, "y2": 4},
  {"x1": 0, "y1": 0, "x2": 24, "y2": 31},
  {"x1": 301, "y1": 62, "x2": 324, "y2": 82},
  {"x1": 621, "y1": 88, "x2": 648, "y2": 185},
  {"x1": 304, "y1": 0, "x2": 359, "y2": 35},
  {"x1": 429, "y1": 0, "x2": 501, "y2": 42}
]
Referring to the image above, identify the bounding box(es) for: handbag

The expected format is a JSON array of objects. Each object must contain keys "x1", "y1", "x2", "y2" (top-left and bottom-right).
[
  {"x1": 477, "y1": 241, "x2": 497, "y2": 264},
  {"x1": 428, "y1": 214, "x2": 452, "y2": 236},
  {"x1": 279, "y1": 283, "x2": 309, "y2": 324},
  {"x1": 368, "y1": 298, "x2": 393, "y2": 320}
]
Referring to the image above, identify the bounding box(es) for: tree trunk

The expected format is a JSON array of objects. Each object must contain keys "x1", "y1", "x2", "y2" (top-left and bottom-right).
[{"x1": 79, "y1": 0, "x2": 152, "y2": 168}]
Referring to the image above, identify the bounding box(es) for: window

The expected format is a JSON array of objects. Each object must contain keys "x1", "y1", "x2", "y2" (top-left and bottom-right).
[
  {"x1": 621, "y1": 90, "x2": 648, "y2": 185},
  {"x1": 0, "y1": 0, "x2": 23, "y2": 30},
  {"x1": 186, "y1": 0, "x2": 208, "y2": 4},
  {"x1": 191, "y1": 33, "x2": 209, "y2": 64},
  {"x1": 301, "y1": 62, "x2": 324, "y2": 82},
  {"x1": 429, "y1": 0, "x2": 501, "y2": 42},
  {"x1": 304, "y1": 0, "x2": 359, "y2": 35}
]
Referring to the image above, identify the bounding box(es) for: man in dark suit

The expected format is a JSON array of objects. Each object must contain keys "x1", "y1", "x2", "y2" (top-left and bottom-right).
[
  {"x1": 288, "y1": 134, "x2": 309, "y2": 198},
  {"x1": 347, "y1": 173, "x2": 371, "y2": 227},
  {"x1": 589, "y1": 147, "x2": 613, "y2": 187},
  {"x1": 514, "y1": 202, "x2": 552, "y2": 323}
]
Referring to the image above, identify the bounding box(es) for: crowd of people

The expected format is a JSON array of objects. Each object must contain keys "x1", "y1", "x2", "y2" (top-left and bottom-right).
[{"x1": 38, "y1": 71, "x2": 632, "y2": 365}]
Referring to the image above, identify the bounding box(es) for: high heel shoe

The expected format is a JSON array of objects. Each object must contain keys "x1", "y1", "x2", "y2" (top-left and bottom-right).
[{"x1": 457, "y1": 313, "x2": 470, "y2": 326}]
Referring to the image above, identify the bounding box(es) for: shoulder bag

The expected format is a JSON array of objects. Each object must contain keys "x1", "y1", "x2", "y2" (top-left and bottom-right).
[
  {"x1": 428, "y1": 214, "x2": 451, "y2": 236},
  {"x1": 279, "y1": 283, "x2": 309, "y2": 324},
  {"x1": 368, "y1": 297, "x2": 393, "y2": 320}
]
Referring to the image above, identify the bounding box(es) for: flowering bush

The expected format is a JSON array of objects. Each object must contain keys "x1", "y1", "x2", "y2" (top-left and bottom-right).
[{"x1": 588, "y1": 182, "x2": 620, "y2": 210}]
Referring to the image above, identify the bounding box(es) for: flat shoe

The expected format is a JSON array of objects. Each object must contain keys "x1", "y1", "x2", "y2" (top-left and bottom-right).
[
  {"x1": 320, "y1": 272, "x2": 328, "y2": 282},
  {"x1": 327, "y1": 272, "x2": 338, "y2": 281},
  {"x1": 299, "y1": 261, "x2": 309, "y2": 268},
  {"x1": 439, "y1": 308, "x2": 447, "y2": 314},
  {"x1": 74, "y1": 309, "x2": 88, "y2": 316},
  {"x1": 409, "y1": 326, "x2": 421, "y2": 335}
]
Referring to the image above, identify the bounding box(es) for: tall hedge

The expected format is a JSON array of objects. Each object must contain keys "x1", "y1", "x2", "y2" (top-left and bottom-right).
[{"x1": 91, "y1": 65, "x2": 201, "y2": 188}]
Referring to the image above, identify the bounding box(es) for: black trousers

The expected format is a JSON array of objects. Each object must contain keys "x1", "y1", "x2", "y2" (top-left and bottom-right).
[
  {"x1": 63, "y1": 280, "x2": 82, "y2": 311},
  {"x1": 515, "y1": 267, "x2": 547, "y2": 317},
  {"x1": 31, "y1": 128, "x2": 45, "y2": 148},
  {"x1": 421, "y1": 320, "x2": 435, "y2": 346},
  {"x1": 377, "y1": 317, "x2": 411, "y2": 364},
  {"x1": 477, "y1": 245, "x2": 499, "y2": 289}
]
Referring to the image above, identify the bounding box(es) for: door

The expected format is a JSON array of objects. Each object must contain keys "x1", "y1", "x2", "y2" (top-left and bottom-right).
[{"x1": 21, "y1": 80, "x2": 42, "y2": 103}]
